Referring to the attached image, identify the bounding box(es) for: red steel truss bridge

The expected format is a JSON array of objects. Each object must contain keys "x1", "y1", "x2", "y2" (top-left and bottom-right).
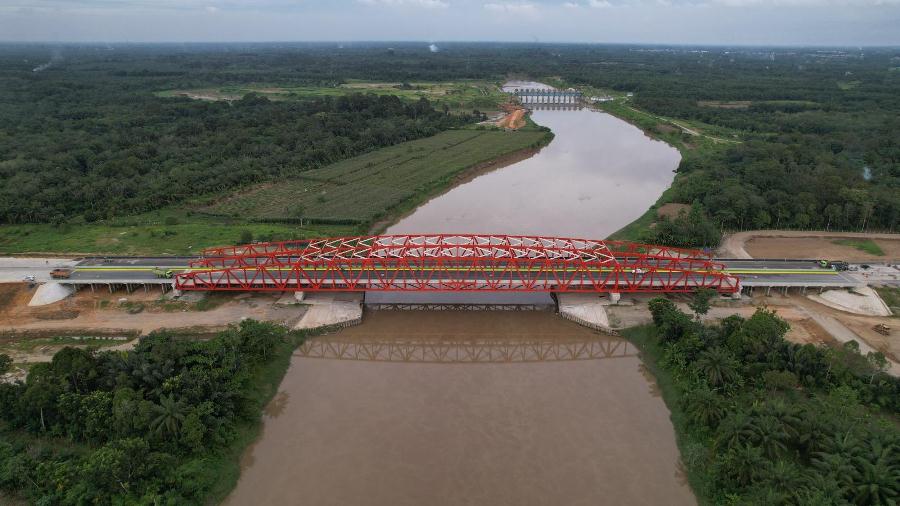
[{"x1": 174, "y1": 234, "x2": 740, "y2": 294}]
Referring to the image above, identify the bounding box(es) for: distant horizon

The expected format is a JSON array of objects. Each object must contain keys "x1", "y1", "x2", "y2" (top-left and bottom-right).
[
  {"x1": 3, "y1": 1, "x2": 899, "y2": 47},
  {"x1": 0, "y1": 40, "x2": 898, "y2": 49}
]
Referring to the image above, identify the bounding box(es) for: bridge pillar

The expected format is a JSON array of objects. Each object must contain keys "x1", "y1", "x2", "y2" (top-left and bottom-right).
[
  {"x1": 608, "y1": 292, "x2": 621, "y2": 304},
  {"x1": 294, "y1": 291, "x2": 306, "y2": 302},
  {"x1": 731, "y1": 281, "x2": 742, "y2": 299}
]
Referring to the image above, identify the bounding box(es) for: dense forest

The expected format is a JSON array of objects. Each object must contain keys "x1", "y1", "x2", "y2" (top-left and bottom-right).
[
  {"x1": 0, "y1": 321, "x2": 303, "y2": 504},
  {"x1": 0, "y1": 65, "x2": 472, "y2": 223},
  {"x1": 634, "y1": 298, "x2": 899, "y2": 504},
  {"x1": 0, "y1": 42, "x2": 897, "y2": 235}
]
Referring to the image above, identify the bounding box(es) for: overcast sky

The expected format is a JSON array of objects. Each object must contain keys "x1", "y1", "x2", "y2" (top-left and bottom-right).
[{"x1": 1, "y1": 0, "x2": 898, "y2": 46}]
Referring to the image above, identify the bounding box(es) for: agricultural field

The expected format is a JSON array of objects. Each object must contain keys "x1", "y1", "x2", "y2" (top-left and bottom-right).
[
  {"x1": 156, "y1": 80, "x2": 508, "y2": 113},
  {"x1": 203, "y1": 128, "x2": 550, "y2": 225}
]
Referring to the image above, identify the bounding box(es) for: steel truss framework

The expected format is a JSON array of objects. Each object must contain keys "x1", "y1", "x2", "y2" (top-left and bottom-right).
[
  {"x1": 295, "y1": 335, "x2": 636, "y2": 363},
  {"x1": 175, "y1": 235, "x2": 740, "y2": 293}
]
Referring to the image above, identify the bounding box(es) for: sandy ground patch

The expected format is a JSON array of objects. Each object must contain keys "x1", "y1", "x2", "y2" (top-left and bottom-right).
[
  {"x1": 719, "y1": 230, "x2": 900, "y2": 260},
  {"x1": 0, "y1": 283, "x2": 307, "y2": 337},
  {"x1": 495, "y1": 105, "x2": 527, "y2": 129},
  {"x1": 656, "y1": 203, "x2": 691, "y2": 220},
  {"x1": 809, "y1": 287, "x2": 892, "y2": 317}
]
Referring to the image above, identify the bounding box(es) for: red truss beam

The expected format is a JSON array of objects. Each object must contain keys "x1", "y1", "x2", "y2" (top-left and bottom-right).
[{"x1": 176, "y1": 235, "x2": 739, "y2": 294}]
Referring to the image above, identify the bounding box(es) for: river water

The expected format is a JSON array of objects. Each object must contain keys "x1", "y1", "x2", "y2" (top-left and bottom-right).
[{"x1": 225, "y1": 84, "x2": 693, "y2": 506}]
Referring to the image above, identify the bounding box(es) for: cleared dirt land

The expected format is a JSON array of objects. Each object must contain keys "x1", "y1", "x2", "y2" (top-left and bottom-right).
[
  {"x1": 0, "y1": 284, "x2": 307, "y2": 363},
  {"x1": 720, "y1": 230, "x2": 900, "y2": 261}
]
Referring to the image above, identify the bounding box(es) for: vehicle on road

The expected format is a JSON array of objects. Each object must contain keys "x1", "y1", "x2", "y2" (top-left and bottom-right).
[
  {"x1": 873, "y1": 323, "x2": 891, "y2": 336},
  {"x1": 152, "y1": 267, "x2": 174, "y2": 279},
  {"x1": 50, "y1": 268, "x2": 72, "y2": 279},
  {"x1": 817, "y1": 260, "x2": 849, "y2": 271}
]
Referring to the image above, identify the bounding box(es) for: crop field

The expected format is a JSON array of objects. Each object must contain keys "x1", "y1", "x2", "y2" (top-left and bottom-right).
[
  {"x1": 157, "y1": 80, "x2": 508, "y2": 112},
  {"x1": 204, "y1": 128, "x2": 550, "y2": 224}
]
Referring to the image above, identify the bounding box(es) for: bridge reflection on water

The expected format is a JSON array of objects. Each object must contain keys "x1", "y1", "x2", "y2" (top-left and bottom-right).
[{"x1": 295, "y1": 333, "x2": 636, "y2": 364}]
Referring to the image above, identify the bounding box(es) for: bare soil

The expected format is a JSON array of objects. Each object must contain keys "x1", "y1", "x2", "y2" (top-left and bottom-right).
[
  {"x1": 495, "y1": 104, "x2": 527, "y2": 129},
  {"x1": 719, "y1": 230, "x2": 900, "y2": 260},
  {"x1": 0, "y1": 283, "x2": 307, "y2": 340},
  {"x1": 656, "y1": 203, "x2": 691, "y2": 220}
]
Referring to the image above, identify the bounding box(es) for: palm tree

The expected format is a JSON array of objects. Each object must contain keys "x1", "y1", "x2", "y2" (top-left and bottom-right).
[
  {"x1": 150, "y1": 394, "x2": 186, "y2": 437},
  {"x1": 766, "y1": 460, "x2": 805, "y2": 493},
  {"x1": 851, "y1": 438, "x2": 900, "y2": 505},
  {"x1": 695, "y1": 347, "x2": 740, "y2": 388},
  {"x1": 796, "y1": 470, "x2": 851, "y2": 505},
  {"x1": 748, "y1": 415, "x2": 790, "y2": 459},
  {"x1": 724, "y1": 443, "x2": 765, "y2": 486},
  {"x1": 715, "y1": 411, "x2": 755, "y2": 452},
  {"x1": 759, "y1": 399, "x2": 802, "y2": 439},
  {"x1": 683, "y1": 388, "x2": 727, "y2": 429},
  {"x1": 811, "y1": 452, "x2": 856, "y2": 494}
]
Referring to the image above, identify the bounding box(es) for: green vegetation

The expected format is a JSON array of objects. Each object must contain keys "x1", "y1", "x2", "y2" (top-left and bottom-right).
[
  {"x1": 0, "y1": 336, "x2": 134, "y2": 354},
  {"x1": 874, "y1": 287, "x2": 900, "y2": 316},
  {"x1": 0, "y1": 321, "x2": 322, "y2": 504},
  {"x1": 2, "y1": 43, "x2": 898, "y2": 254},
  {"x1": 0, "y1": 216, "x2": 354, "y2": 255},
  {"x1": 624, "y1": 299, "x2": 900, "y2": 505},
  {"x1": 157, "y1": 80, "x2": 507, "y2": 113},
  {"x1": 0, "y1": 88, "x2": 473, "y2": 225},
  {"x1": 642, "y1": 202, "x2": 722, "y2": 249},
  {"x1": 203, "y1": 128, "x2": 551, "y2": 225},
  {"x1": 833, "y1": 238, "x2": 886, "y2": 256}
]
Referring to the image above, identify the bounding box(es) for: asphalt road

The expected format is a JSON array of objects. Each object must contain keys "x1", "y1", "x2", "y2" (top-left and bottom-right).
[{"x1": 55, "y1": 256, "x2": 867, "y2": 288}]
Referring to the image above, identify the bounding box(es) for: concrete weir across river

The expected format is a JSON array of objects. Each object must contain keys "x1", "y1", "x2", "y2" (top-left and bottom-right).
[{"x1": 225, "y1": 82, "x2": 695, "y2": 505}]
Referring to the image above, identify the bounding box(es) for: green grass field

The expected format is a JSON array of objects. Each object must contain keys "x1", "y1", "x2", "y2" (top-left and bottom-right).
[
  {"x1": 0, "y1": 217, "x2": 355, "y2": 255},
  {"x1": 204, "y1": 128, "x2": 550, "y2": 224},
  {"x1": 874, "y1": 287, "x2": 900, "y2": 316},
  {"x1": 156, "y1": 80, "x2": 508, "y2": 113},
  {"x1": 833, "y1": 238, "x2": 886, "y2": 256}
]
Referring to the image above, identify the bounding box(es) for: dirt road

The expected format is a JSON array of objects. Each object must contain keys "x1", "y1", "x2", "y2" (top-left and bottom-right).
[{"x1": 719, "y1": 230, "x2": 900, "y2": 261}]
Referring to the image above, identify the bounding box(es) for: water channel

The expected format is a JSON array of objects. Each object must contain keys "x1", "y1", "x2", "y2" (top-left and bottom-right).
[{"x1": 225, "y1": 83, "x2": 693, "y2": 505}]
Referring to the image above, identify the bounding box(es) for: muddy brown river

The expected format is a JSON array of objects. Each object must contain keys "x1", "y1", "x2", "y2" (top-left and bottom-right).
[{"x1": 226, "y1": 85, "x2": 694, "y2": 505}]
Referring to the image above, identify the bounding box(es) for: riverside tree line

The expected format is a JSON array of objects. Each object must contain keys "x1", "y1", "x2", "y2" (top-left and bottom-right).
[
  {"x1": 0, "y1": 321, "x2": 300, "y2": 504},
  {"x1": 639, "y1": 298, "x2": 899, "y2": 504}
]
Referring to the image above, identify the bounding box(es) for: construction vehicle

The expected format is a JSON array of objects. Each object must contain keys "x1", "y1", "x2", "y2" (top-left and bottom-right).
[
  {"x1": 152, "y1": 267, "x2": 174, "y2": 279},
  {"x1": 817, "y1": 260, "x2": 849, "y2": 271},
  {"x1": 50, "y1": 268, "x2": 72, "y2": 279},
  {"x1": 873, "y1": 324, "x2": 891, "y2": 336}
]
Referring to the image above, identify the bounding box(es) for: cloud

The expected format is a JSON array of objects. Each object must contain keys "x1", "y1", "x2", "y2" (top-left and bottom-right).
[
  {"x1": 702, "y1": 0, "x2": 900, "y2": 4},
  {"x1": 483, "y1": 2, "x2": 539, "y2": 17},
  {"x1": 205, "y1": 5, "x2": 219, "y2": 12},
  {"x1": 358, "y1": 0, "x2": 449, "y2": 8}
]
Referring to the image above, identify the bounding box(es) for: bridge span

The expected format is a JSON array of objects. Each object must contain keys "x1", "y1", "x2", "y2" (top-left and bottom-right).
[
  {"x1": 511, "y1": 88, "x2": 583, "y2": 105},
  {"x1": 174, "y1": 235, "x2": 740, "y2": 294},
  {"x1": 55, "y1": 235, "x2": 865, "y2": 296}
]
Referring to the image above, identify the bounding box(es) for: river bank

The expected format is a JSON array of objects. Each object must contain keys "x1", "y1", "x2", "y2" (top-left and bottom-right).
[
  {"x1": 225, "y1": 82, "x2": 696, "y2": 505},
  {"x1": 225, "y1": 312, "x2": 696, "y2": 506}
]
